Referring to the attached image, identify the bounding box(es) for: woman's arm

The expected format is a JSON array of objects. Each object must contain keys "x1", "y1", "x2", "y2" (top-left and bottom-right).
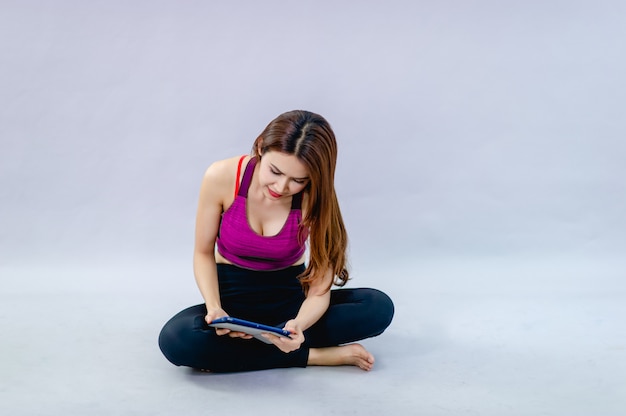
[
  {"x1": 292, "y1": 268, "x2": 333, "y2": 330},
  {"x1": 194, "y1": 158, "x2": 255, "y2": 339},
  {"x1": 290, "y1": 191, "x2": 333, "y2": 331},
  {"x1": 193, "y1": 162, "x2": 226, "y2": 316},
  {"x1": 263, "y1": 268, "x2": 333, "y2": 352}
]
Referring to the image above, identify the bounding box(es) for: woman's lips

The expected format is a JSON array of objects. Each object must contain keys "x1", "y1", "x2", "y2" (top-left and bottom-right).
[{"x1": 268, "y1": 188, "x2": 282, "y2": 198}]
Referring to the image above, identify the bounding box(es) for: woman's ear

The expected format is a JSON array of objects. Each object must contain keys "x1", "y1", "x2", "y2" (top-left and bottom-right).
[{"x1": 256, "y1": 138, "x2": 264, "y2": 157}]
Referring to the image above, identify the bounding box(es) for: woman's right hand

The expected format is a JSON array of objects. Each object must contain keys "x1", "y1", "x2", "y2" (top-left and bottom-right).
[{"x1": 205, "y1": 308, "x2": 254, "y2": 339}]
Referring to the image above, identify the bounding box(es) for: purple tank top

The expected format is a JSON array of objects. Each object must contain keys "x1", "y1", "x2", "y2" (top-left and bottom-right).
[{"x1": 216, "y1": 157, "x2": 308, "y2": 270}]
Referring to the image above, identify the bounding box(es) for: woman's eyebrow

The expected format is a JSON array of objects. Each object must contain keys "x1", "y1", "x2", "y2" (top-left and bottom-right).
[{"x1": 270, "y1": 163, "x2": 309, "y2": 180}]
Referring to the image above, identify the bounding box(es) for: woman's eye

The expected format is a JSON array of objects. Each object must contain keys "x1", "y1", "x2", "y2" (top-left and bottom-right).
[{"x1": 270, "y1": 169, "x2": 281, "y2": 175}]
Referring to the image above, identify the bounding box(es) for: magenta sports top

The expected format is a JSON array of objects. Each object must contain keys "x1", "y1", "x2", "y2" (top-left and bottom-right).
[{"x1": 216, "y1": 157, "x2": 308, "y2": 270}]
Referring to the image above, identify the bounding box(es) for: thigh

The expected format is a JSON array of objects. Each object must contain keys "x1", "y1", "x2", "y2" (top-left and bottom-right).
[{"x1": 305, "y1": 288, "x2": 395, "y2": 348}]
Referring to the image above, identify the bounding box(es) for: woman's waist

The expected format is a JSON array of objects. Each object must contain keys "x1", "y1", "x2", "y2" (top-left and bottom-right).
[
  {"x1": 216, "y1": 262, "x2": 306, "y2": 284},
  {"x1": 216, "y1": 262, "x2": 306, "y2": 322},
  {"x1": 215, "y1": 248, "x2": 306, "y2": 271}
]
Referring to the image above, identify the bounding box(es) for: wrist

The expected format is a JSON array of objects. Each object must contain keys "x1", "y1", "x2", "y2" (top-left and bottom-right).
[
  {"x1": 205, "y1": 302, "x2": 222, "y2": 311},
  {"x1": 288, "y1": 318, "x2": 305, "y2": 331}
]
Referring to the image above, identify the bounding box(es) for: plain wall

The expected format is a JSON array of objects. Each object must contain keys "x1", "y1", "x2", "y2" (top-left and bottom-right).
[{"x1": 1, "y1": 0, "x2": 625, "y2": 295}]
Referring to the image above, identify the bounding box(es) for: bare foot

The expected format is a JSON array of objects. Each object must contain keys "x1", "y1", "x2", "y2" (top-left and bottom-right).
[{"x1": 307, "y1": 344, "x2": 375, "y2": 371}]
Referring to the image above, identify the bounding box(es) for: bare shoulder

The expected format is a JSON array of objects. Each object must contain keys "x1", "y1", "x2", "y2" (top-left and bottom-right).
[
  {"x1": 204, "y1": 156, "x2": 246, "y2": 182},
  {"x1": 201, "y1": 155, "x2": 250, "y2": 201}
]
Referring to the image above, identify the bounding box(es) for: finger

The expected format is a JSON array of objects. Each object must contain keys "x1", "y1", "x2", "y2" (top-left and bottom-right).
[
  {"x1": 263, "y1": 333, "x2": 297, "y2": 351},
  {"x1": 262, "y1": 336, "x2": 289, "y2": 352},
  {"x1": 228, "y1": 331, "x2": 253, "y2": 339},
  {"x1": 261, "y1": 333, "x2": 282, "y2": 345}
]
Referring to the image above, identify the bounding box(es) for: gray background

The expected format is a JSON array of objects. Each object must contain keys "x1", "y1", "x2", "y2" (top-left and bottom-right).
[{"x1": 1, "y1": 1, "x2": 625, "y2": 415}]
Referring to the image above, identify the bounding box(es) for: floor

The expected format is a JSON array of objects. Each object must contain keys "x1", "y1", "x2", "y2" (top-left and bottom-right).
[
  {"x1": 1, "y1": 259, "x2": 624, "y2": 415},
  {"x1": 2, "y1": 1, "x2": 625, "y2": 414}
]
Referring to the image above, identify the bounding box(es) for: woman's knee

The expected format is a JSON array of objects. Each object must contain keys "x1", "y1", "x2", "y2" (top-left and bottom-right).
[
  {"x1": 158, "y1": 313, "x2": 205, "y2": 367},
  {"x1": 362, "y1": 288, "x2": 395, "y2": 332},
  {"x1": 158, "y1": 322, "x2": 187, "y2": 367}
]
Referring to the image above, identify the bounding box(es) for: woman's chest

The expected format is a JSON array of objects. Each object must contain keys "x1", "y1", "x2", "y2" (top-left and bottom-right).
[{"x1": 245, "y1": 198, "x2": 292, "y2": 237}]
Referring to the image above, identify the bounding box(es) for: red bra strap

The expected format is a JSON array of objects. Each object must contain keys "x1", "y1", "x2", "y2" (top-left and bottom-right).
[{"x1": 234, "y1": 155, "x2": 246, "y2": 198}]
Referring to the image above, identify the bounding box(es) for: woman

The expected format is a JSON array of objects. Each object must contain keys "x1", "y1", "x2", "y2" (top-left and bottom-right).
[{"x1": 159, "y1": 110, "x2": 394, "y2": 372}]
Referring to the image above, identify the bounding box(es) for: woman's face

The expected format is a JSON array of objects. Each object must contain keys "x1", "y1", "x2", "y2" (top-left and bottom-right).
[{"x1": 257, "y1": 150, "x2": 310, "y2": 200}]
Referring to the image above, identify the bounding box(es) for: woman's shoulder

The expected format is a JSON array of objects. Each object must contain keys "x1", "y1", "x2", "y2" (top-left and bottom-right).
[
  {"x1": 202, "y1": 155, "x2": 250, "y2": 192},
  {"x1": 205, "y1": 155, "x2": 248, "y2": 177}
]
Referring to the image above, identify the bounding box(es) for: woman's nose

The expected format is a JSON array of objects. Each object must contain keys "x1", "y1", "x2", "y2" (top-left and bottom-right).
[{"x1": 278, "y1": 177, "x2": 290, "y2": 192}]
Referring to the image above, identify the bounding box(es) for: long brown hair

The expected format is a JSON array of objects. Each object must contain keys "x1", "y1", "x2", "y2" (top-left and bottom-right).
[{"x1": 252, "y1": 110, "x2": 349, "y2": 292}]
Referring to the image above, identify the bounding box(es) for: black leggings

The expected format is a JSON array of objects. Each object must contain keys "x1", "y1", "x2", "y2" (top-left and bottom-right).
[{"x1": 158, "y1": 264, "x2": 394, "y2": 372}]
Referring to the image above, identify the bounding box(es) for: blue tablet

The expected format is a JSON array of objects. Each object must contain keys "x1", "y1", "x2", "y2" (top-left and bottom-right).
[{"x1": 209, "y1": 317, "x2": 292, "y2": 344}]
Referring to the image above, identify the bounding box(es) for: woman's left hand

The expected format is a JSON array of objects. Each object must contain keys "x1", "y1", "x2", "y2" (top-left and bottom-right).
[{"x1": 262, "y1": 319, "x2": 304, "y2": 353}]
